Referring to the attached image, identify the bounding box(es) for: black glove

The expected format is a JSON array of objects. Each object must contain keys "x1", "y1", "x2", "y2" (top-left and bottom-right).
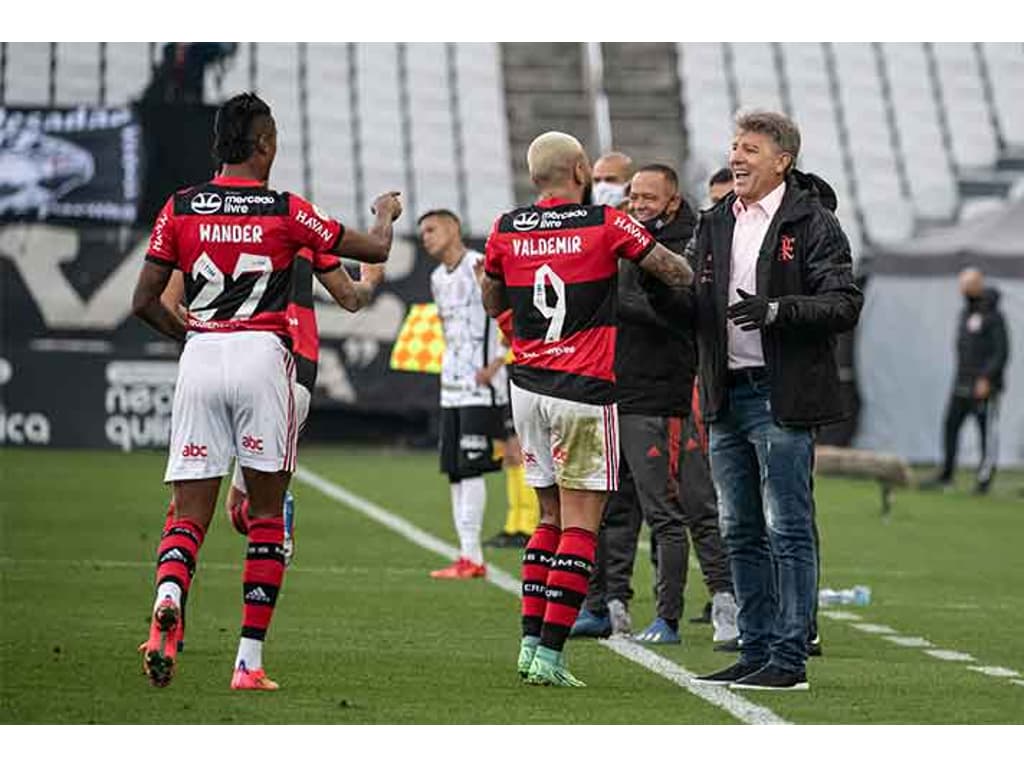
[{"x1": 727, "y1": 289, "x2": 779, "y2": 331}]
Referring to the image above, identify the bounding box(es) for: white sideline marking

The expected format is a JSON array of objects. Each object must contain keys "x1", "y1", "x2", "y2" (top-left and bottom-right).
[
  {"x1": 967, "y1": 666, "x2": 1021, "y2": 678},
  {"x1": 820, "y1": 610, "x2": 862, "y2": 621},
  {"x1": 849, "y1": 623, "x2": 898, "y2": 634},
  {"x1": 599, "y1": 636, "x2": 789, "y2": 725},
  {"x1": 821, "y1": 611, "x2": 1018, "y2": 688},
  {"x1": 883, "y1": 636, "x2": 933, "y2": 648},
  {"x1": 926, "y1": 649, "x2": 977, "y2": 662},
  {"x1": 293, "y1": 465, "x2": 789, "y2": 726}
]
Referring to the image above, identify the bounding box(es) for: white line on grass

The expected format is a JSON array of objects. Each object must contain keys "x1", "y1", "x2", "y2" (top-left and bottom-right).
[
  {"x1": 293, "y1": 465, "x2": 789, "y2": 726},
  {"x1": 819, "y1": 607, "x2": 1021, "y2": 688},
  {"x1": 966, "y1": 666, "x2": 1021, "y2": 678},
  {"x1": 924, "y1": 649, "x2": 976, "y2": 662},
  {"x1": 848, "y1": 623, "x2": 898, "y2": 634},
  {"x1": 883, "y1": 636, "x2": 934, "y2": 648}
]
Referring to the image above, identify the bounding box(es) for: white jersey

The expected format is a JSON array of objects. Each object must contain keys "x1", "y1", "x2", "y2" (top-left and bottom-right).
[{"x1": 430, "y1": 249, "x2": 508, "y2": 409}]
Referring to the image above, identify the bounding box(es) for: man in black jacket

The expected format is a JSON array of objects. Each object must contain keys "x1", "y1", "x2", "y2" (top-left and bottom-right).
[
  {"x1": 684, "y1": 112, "x2": 863, "y2": 691},
  {"x1": 924, "y1": 268, "x2": 1009, "y2": 494},
  {"x1": 571, "y1": 164, "x2": 700, "y2": 643}
]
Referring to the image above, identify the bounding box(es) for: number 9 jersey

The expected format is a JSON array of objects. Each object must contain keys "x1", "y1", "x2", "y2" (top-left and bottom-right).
[
  {"x1": 484, "y1": 198, "x2": 655, "y2": 405},
  {"x1": 145, "y1": 174, "x2": 344, "y2": 338}
]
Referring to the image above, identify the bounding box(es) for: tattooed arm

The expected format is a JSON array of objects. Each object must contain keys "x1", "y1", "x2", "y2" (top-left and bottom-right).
[{"x1": 636, "y1": 242, "x2": 694, "y2": 288}]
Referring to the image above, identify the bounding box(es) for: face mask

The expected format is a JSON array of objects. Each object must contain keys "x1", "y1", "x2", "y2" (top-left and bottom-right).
[
  {"x1": 592, "y1": 181, "x2": 626, "y2": 207},
  {"x1": 640, "y1": 204, "x2": 674, "y2": 233}
]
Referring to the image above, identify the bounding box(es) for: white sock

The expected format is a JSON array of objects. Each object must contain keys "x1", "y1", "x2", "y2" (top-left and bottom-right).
[
  {"x1": 154, "y1": 582, "x2": 182, "y2": 612},
  {"x1": 235, "y1": 637, "x2": 263, "y2": 671},
  {"x1": 449, "y1": 481, "x2": 463, "y2": 555},
  {"x1": 458, "y1": 476, "x2": 486, "y2": 565}
]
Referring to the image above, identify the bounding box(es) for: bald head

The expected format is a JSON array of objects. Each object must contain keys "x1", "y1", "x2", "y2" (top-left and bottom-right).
[
  {"x1": 527, "y1": 131, "x2": 589, "y2": 191},
  {"x1": 593, "y1": 152, "x2": 633, "y2": 185},
  {"x1": 959, "y1": 268, "x2": 984, "y2": 299}
]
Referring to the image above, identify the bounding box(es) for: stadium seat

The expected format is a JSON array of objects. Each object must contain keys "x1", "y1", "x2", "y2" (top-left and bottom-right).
[
  {"x1": 932, "y1": 42, "x2": 999, "y2": 169},
  {"x1": 676, "y1": 43, "x2": 735, "y2": 171},
  {"x1": 880, "y1": 43, "x2": 959, "y2": 220},
  {"x1": 728, "y1": 42, "x2": 785, "y2": 113},
  {"x1": 981, "y1": 43, "x2": 1024, "y2": 149},
  {"x1": 455, "y1": 43, "x2": 514, "y2": 232},
  {"x1": 105, "y1": 42, "x2": 153, "y2": 105},
  {"x1": 4, "y1": 42, "x2": 52, "y2": 104},
  {"x1": 56, "y1": 43, "x2": 100, "y2": 105},
  {"x1": 306, "y1": 44, "x2": 358, "y2": 222}
]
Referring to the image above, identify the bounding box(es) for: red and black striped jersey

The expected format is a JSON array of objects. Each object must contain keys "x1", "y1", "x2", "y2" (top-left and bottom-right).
[
  {"x1": 286, "y1": 247, "x2": 341, "y2": 391},
  {"x1": 484, "y1": 197, "x2": 656, "y2": 404},
  {"x1": 145, "y1": 174, "x2": 344, "y2": 338}
]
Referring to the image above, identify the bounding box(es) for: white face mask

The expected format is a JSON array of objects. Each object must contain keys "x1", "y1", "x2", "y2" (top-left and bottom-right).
[{"x1": 592, "y1": 181, "x2": 627, "y2": 207}]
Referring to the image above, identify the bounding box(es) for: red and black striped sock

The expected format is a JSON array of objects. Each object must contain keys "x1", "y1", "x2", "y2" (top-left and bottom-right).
[
  {"x1": 521, "y1": 523, "x2": 560, "y2": 639},
  {"x1": 154, "y1": 508, "x2": 205, "y2": 625},
  {"x1": 241, "y1": 516, "x2": 286, "y2": 641},
  {"x1": 540, "y1": 527, "x2": 597, "y2": 652}
]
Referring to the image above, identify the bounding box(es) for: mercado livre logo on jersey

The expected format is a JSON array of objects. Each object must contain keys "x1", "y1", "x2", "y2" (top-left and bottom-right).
[{"x1": 190, "y1": 192, "x2": 222, "y2": 215}]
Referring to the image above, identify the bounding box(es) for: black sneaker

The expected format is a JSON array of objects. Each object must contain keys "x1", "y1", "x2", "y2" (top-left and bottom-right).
[
  {"x1": 807, "y1": 633, "x2": 823, "y2": 657},
  {"x1": 483, "y1": 531, "x2": 519, "y2": 548},
  {"x1": 689, "y1": 601, "x2": 712, "y2": 624},
  {"x1": 693, "y1": 659, "x2": 765, "y2": 686},
  {"x1": 730, "y1": 663, "x2": 809, "y2": 691},
  {"x1": 510, "y1": 532, "x2": 532, "y2": 548}
]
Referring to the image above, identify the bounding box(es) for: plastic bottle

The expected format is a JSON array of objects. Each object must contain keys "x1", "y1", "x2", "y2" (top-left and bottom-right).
[{"x1": 818, "y1": 585, "x2": 871, "y2": 607}]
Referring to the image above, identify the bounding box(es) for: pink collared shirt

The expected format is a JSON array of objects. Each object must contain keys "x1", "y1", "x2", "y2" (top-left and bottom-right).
[{"x1": 727, "y1": 181, "x2": 786, "y2": 369}]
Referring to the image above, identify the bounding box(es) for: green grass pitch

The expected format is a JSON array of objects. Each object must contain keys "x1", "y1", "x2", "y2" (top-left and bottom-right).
[{"x1": 1, "y1": 446, "x2": 1021, "y2": 723}]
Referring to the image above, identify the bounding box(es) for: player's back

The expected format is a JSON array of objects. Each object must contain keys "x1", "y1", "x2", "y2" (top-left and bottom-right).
[
  {"x1": 146, "y1": 174, "x2": 342, "y2": 338},
  {"x1": 484, "y1": 197, "x2": 655, "y2": 405}
]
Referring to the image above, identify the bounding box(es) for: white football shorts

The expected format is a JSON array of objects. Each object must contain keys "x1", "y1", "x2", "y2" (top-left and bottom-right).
[
  {"x1": 164, "y1": 331, "x2": 298, "y2": 482},
  {"x1": 509, "y1": 380, "x2": 619, "y2": 492},
  {"x1": 230, "y1": 381, "x2": 311, "y2": 493}
]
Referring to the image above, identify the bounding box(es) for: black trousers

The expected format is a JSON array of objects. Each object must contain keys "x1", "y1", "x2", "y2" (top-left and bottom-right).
[
  {"x1": 941, "y1": 393, "x2": 1000, "y2": 486},
  {"x1": 584, "y1": 413, "x2": 733, "y2": 621}
]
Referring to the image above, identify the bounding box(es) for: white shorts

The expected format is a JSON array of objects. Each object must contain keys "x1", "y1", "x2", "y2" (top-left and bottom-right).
[
  {"x1": 231, "y1": 382, "x2": 311, "y2": 493},
  {"x1": 509, "y1": 380, "x2": 619, "y2": 492},
  {"x1": 164, "y1": 331, "x2": 298, "y2": 482}
]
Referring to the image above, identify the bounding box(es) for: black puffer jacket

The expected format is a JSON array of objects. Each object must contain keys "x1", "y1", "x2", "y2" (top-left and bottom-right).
[
  {"x1": 685, "y1": 169, "x2": 864, "y2": 428},
  {"x1": 615, "y1": 203, "x2": 697, "y2": 416},
  {"x1": 955, "y1": 287, "x2": 1009, "y2": 395}
]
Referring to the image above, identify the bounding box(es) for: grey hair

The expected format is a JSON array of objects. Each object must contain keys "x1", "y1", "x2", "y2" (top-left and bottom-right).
[{"x1": 735, "y1": 110, "x2": 801, "y2": 168}]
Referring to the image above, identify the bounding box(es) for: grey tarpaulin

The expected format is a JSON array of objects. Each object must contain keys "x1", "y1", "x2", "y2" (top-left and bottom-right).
[{"x1": 855, "y1": 200, "x2": 1024, "y2": 467}]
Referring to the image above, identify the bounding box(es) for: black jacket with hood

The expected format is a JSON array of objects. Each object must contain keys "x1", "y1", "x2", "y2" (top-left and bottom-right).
[
  {"x1": 954, "y1": 287, "x2": 1009, "y2": 395},
  {"x1": 615, "y1": 202, "x2": 697, "y2": 416},
  {"x1": 680, "y1": 169, "x2": 864, "y2": 428}
]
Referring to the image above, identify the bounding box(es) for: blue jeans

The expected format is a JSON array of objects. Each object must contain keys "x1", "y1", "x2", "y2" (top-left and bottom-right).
[{"x1": 708, "y1": 372, "x2": 817, "y2": 673}]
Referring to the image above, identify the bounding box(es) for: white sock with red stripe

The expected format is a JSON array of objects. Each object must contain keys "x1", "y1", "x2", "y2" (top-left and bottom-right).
[{"x1": 458, "y1": 476, "x2": 486, "y2": 565}]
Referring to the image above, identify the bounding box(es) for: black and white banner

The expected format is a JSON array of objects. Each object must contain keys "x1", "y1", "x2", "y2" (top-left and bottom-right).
[
  {"x1": 0, "y1": 222, "x2": 452, "y2": 450},
  {"x1": 0, "y1": 105, "x2": 142, "y2": 224}
]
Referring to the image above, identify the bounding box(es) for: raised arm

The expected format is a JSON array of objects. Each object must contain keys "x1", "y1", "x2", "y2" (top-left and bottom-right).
[
  {"x1": 317, "y1": 262, "x2": 385, "y2": 312},
  {"x1": 636, "y1": 242, "x2": 694, "y2": 288},
  {"x1": 327, "y1": 192, "x2": 403, "y2": 264}
]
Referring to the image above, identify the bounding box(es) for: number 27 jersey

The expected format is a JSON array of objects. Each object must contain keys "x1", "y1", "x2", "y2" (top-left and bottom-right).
[
  {"x1": 484, "y1": 198, "x2": 655, "y2": 405},
  {"x1": 145, "y1": 174, "x2": 344, "y2": 337}
]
